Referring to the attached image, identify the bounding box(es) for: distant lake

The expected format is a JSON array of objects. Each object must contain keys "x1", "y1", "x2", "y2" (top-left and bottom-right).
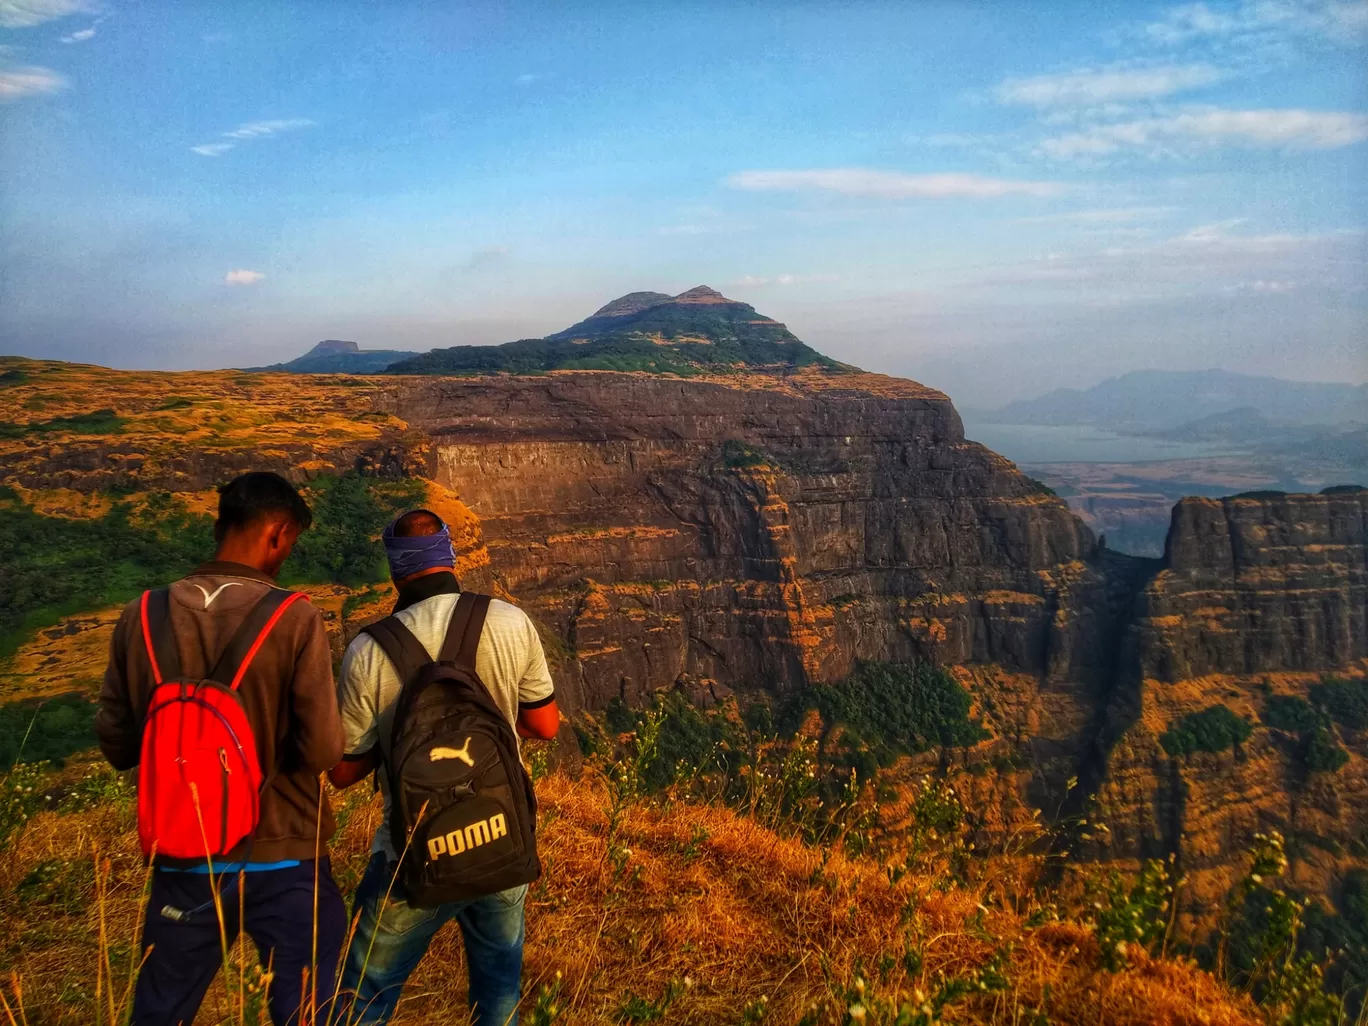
[{"x1": 960, "y1": 421, "x2": 1245, "y2": 464}]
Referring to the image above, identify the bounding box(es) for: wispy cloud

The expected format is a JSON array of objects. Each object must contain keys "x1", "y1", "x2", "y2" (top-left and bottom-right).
[
  {"x1": 968, "y1": 221, "x2": 1365, "y2": 297},
  {"x1": 0, "y1": 64, "x2": 66, "y2": 101},
  {"x1": 190, "y1": 118, "x2": 315, "y2": 157},
  {"x1": 221, "y1": 118, "x2": 314, "y2": 140},
  {"x1": 224, "y1": 269, "x2": 265, "y2": 286},
  {"x1": 0, "y1": 0, "x2": 91, "y2": 28},
  {"x1": 997, "y1": 63, "x2": 1224, "y2": 107},
  {"x1": 58, "y1": 10, "x2": 104, "y2": 43},
  {"x1": 1039, "y1": 107, "x2": 1368, "y2": 159},
  {"x1": 1142, "y1": 0, "x2": 1368, "y2": 47},
  {"x1": 727, "y1": 168, "x2": 1062, "y2": 199}
]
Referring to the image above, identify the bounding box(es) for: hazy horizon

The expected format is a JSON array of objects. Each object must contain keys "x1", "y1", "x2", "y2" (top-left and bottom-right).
[{"x1": 2, "y1": 0, "x2": 1365, "y2": 407}]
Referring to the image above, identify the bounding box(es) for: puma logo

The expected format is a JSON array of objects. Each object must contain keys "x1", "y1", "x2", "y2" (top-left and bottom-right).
[
  {"x1": 427, "y1": 813, "x2": 507, "y2": 861},
  {"x1": 192, "y1": 582, "x2": 242, "y2": 609},
  {"x1": 429, "y1": 737, "x2": 475, "y2": 767}
]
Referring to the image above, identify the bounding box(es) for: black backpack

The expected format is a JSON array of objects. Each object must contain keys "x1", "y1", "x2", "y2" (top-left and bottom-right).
[{"x1": 360, "y1": 592, "x2": 540, "y2": 908}]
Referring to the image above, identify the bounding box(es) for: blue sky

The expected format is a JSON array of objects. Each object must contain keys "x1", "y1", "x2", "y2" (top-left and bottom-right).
[{"x1": 1, "y1": 0, "x2": 1364, "y2": 406}]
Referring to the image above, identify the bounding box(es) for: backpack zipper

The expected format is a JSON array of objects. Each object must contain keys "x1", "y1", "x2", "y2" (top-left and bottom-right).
[{"x1": 219, "y1": 748, "x2": 230, "y2": 853}]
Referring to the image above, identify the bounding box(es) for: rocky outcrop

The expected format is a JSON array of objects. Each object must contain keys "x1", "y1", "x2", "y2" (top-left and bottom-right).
[{"x1": 1132, "y1": 492, "x2": 1368, "y2": 680}]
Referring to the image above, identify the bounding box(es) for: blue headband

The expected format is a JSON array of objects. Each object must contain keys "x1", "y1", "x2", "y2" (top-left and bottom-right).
[{"x1": 383, "y1": 511, "x2": 456, "y2": 580}]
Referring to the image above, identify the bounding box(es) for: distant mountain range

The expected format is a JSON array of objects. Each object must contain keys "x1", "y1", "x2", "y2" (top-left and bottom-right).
[
  {"x1": 251, "y1": 287, "x2": 851, "y2": 379},
  {"x1": 982, "y1": 369, "x2": 1368, "y2": 433},
  {"x1": 251, "y1": 339, "x2": 420, "y2": 374}
]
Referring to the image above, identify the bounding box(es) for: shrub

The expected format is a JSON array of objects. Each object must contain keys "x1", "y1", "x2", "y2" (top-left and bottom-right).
[
  {"x1": 1092, "y1": 858, "x2": 1175, "y2": 970},
  {"x1": 1300, "y1": 728, "x2": 1349, "y2": 774},
  {"x1": 1262, "y1": 695, "x2": 1322, "y2": 734},
  {"x1": 1301, "y1": 870, "x2": 1368, "y2": 1020},
  {"x1": 1159, "y1": 704, "x2": 1252, "y2": 757},
  {"x1": 0, "y1": 694, "x2": 98, "y2": 768},
  {"x1": 1311, "y1": 677, "x2": 1368, "y2": 731},
  {"x1": 796, "y1": 662, "x2": 989, "y2": 766}
]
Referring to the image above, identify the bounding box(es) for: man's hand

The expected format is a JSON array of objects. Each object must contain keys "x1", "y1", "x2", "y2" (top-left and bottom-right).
[
  {"x1": 328, "y1": 750, "x2": 378, "y2": 789},
  {"x1": 517, "y1": 699, "x2": 560, "y2": 740}
]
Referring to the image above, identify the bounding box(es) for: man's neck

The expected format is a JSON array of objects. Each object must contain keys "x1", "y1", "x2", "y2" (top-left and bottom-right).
[
  {"x1": 393, "y1": 569, "x2": 460, "y2": 612},
  {"x1": 212, "y1": 543, "x2": 275, "y2": 577}
]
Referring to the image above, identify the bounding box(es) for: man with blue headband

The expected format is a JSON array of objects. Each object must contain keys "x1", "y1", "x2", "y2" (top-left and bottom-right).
[{"x1": 329, "y1": 509, "x2": 560, "y2": 1025}]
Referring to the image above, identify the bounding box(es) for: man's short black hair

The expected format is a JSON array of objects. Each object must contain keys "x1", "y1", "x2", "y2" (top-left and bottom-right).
[
  {"x1": 392, "y1": 509, "x2": 444, "y2": 537},
  {"x1": 216, "y1": 472, "x2": 313, "y2": 538}
]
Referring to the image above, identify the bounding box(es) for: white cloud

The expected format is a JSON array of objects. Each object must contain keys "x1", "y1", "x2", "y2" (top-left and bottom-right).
[
  {"x1": 191, "y1": 118, "x2": 314, "y2": 156},
  {"x1": 515, "y1": 73, "x2": 537, "y2": 85},
  {"x1": 1040, "y1": 107, "x2": 1368, "y2": 158},
  {"x1": 0, "y1": 64, "x2": 66, "y2": 101},
  {"x1": 224, "y1": 269, "x2": 265, "y2": 285},
  {"x1": 0, "y1": 0, "x2": 91, "y2": 28},
  {"x1": 221, "y1": 118, "x2": 314, "y2": 140},
  {"x1": 997, "y1": 63, "x2": 1224, "y2": 107},
  {"x1": 727, "y1": 168, "x2": 1062, "y2": 199},
  {"x1": 58, "y1": 25, "x2": 94, "y2": 42},
  {"x1": 1143, "y1": 0, "x2": 1368, "y2": 46}
]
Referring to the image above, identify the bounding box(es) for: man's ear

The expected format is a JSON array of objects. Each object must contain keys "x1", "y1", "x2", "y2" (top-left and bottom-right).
[{"x1": 266, "y1": 516, "x2": 297, "y2": 552}]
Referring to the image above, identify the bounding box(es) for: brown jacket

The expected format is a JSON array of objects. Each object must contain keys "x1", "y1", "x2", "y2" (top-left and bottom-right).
[{"x1": 97, "y1": 561, "x2": 345, "y2": 863}]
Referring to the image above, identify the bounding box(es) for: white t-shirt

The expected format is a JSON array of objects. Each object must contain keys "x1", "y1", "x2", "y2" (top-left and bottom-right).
[{"x1": 337, "y1": 591, "x2": 555, "y2": 861}]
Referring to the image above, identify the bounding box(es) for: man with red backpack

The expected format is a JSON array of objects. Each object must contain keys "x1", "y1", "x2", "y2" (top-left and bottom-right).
[{"x1": 97, "y1": 471, "x2": 346, "y2": 1026}]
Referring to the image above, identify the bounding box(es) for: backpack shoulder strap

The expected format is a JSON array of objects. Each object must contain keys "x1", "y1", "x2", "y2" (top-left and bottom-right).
[
  {"x1": 438, "y1": 592, "x2": 491, "y2": 672},
  {"x1": 208, "y1": 589, "x2": 308, "y2": 690},
  {"x1": 139, "y1": 588, "x2": 182, "y2": 684},
  {"x1": 360, "y1": 616, "x2": 434, "y2": 687}
]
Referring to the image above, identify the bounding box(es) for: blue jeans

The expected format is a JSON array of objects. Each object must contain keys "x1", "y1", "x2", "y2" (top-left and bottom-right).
[{"x1": 334, "y1": 852, "x2": 526, "y2": 1025}]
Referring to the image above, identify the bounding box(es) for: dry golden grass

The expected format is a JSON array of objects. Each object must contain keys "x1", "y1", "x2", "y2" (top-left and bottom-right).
[{"x1": 0, "y1": 763, "x2": 1261, "y2": 1025}]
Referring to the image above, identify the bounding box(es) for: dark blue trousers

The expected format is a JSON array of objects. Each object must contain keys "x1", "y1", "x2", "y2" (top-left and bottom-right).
[{"x1": 131, "y1": 859, "x2": 346, "y2": 1026}]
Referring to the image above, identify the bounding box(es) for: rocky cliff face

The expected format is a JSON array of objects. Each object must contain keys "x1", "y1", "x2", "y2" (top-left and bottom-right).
[
  {"x1": 385, "y1": 374, "x2": 1367, "y2": 921},
  {"x1": 1133, "y1": 492, "x2": 1368, "y2": 680},
  {"x1": 1092, "y1": 491, "x2": 1368, "y2": 926},
  {"x1": 381, "y1": 372, "x2": 1110, "y2": 714}
]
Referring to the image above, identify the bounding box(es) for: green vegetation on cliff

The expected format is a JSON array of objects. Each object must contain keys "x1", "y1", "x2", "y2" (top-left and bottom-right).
[
  {"x1": 1160, "y1": 704, "x2": 1253, "y2": 757},
  {"x1": 797, "y1": 661, "x2": 990, "y2": 767}
]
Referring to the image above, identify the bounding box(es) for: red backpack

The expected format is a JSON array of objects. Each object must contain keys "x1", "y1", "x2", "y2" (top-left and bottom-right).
[{"x1": 136, "y1": 586, "x2": 305, "y2": 862}]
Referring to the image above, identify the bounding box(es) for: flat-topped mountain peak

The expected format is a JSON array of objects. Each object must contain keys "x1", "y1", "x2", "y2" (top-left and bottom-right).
[
  {"x1": 389, "y1": 286, "x2": 851, "y2": 377},
  {"x1": 307, "y1": 339, "x2": 361, "y2": 355}
]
